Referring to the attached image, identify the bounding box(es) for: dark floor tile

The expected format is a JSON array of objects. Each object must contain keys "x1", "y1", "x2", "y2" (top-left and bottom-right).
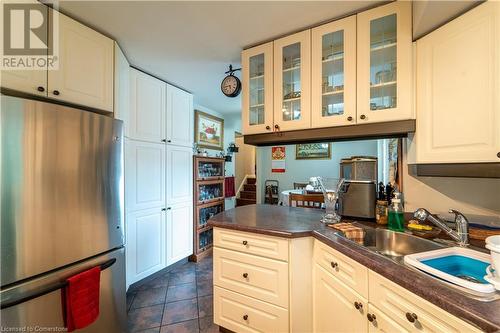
[
  {"x1": 169, "y1": 270, "x2": 196, "y2": 286},
  {"x1": 196, "y1": 279, "x2": 213, "y2": 297},
  {"x1": 198, "y1": 295, "x2": 213, "y2": 318},
  {"x1": 196, "y1": 266, "x2": 213, "y2": 281},
  {"x1": 131, "y1": 287, "x2": 167, "y2": 309},
  {"x1": 127, "y1": 304, "x2": 163, "y2": 332},
  {"x1": 171, "y1": 262, "x2": 196, "y2": 274},
  {"x1": 162, "y1": 298, "x2": 198, "y2": 325},
  {"x1": 199, "y1": 316, "x2": 218, "y2": 333},
  {"x1": 159, "y1": 319, "x2": 199, "y2": 333},
  {"x1": 138, "y1": 274, "x2": 170, "y2": 291},
  {"x1": 166, "y1": 283, "x2": 197, "y2": 302},
  {"x1": 134, "y1": 328, "x2": 160, "y2": 333},
  {"x1": 127, "y1": 292, "x2": 136, "y2": 312}
]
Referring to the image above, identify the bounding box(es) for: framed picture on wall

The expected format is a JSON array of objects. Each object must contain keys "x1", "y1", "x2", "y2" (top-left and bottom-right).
[
  {"x1": 295, "y1": 143, "x2": 331, "y2": 160},
  {"x1": 194, "y1": 110, "x2": 224, "y2": 150}
]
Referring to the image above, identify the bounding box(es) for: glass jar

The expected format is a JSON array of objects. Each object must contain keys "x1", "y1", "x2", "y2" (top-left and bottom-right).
[{"x1": 375, "y1": 200, "x2": 388, "y2": 225}]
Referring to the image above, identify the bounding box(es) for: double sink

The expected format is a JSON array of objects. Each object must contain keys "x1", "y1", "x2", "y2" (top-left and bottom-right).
[{"x1": 338, "y1": 227, "x2": 498, "y2": 300}]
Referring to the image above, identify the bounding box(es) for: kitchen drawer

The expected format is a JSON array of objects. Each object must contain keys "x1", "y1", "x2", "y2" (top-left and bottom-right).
[
  {"x1": 214, "y1": 286, "x2": 289, "y2": 333},
  {"x1": 214, "y1": 228, "x2": 289, "y2": 261},
  {"x1": 214, "y1": 247, "x2": 289, "y2": 308},
  {"x1": 369, "y1": 271, "x2": 482, "y2": 333},
  {"x1": 314, "y1": 239, "x2": 368, "y2": 298}
]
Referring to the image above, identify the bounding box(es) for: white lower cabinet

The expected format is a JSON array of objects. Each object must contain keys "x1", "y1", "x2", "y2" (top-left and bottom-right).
[
  {"x1": 165, "y1": 201, "x2": 193, "y2": 266},
  {"x1": 214, "y1": 286, "x2": 289, "y2": 333},
  {"x1": 126, "y1": 207, "x2": 165, "y2": 286},
  {"x1": 367, "y1": 304, "x2": 410, "y2": 333},
  {"x1": 313, "y1": 263, "x2": 367, "y2": 333}
]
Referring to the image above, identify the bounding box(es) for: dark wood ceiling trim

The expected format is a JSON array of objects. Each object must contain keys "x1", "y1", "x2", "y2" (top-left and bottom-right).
[
  {"x1": 409, "y1": 163, "x2": 500, "y2": 179},
  {"x1": 243, "y1": 119, "x2": 415, "y2": 146}
]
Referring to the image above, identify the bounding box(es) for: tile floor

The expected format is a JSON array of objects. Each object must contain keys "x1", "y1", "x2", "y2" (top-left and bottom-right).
[{"x1": 127, "y1": 255, "x2": 217, "y2": 333}]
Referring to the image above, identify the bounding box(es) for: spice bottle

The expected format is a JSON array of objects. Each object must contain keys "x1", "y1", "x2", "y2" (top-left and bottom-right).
[{"x1": 375, "y1": 200, "x2": 388, "y2": 225}]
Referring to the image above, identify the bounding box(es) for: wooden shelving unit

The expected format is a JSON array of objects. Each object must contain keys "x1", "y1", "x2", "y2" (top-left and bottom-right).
[{"x1": 189, "y1": 156, "x2": 225, "y2": 262}]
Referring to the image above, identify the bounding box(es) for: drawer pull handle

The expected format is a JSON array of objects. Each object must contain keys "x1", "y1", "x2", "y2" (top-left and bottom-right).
[
  {"x1": 243, "y1": 315, "x2": 248, "y2": 321},
  {"x1": 406, "y1": 312, "x2": 418, "y2": 323},
  {"x1": 330, "y1": 262, "x2": 338, "y2": 269},
  {"x1": 242, "y1": 273, "x2": 248, "y2": 278},
  {"x1": 367, "y1": 313, "x2": 376, "y2": 322},
  {"x1": 354, "y1": 301, "x2": 362, "y2": 310},
  {"x1": 242, "y1": 240, "x2": 248, "y2": 245}
]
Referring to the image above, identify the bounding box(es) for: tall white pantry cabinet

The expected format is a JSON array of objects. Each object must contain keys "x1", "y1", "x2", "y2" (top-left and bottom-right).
[{"x1": 115, "y1": 64, "x2": 194, "y2": 287}]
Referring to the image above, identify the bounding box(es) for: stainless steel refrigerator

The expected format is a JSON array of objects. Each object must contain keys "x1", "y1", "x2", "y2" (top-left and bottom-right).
[{"x1": 0, "y1": 95, "x2": 126, "y2": 332}]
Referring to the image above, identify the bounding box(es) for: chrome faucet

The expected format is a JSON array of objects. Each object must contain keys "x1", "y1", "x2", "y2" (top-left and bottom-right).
[{"x1": 413, "y1": 208, "x2": 469, "y2": 247}]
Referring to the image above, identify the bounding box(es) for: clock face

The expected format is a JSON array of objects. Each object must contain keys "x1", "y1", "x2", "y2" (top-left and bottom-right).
[{"x1": 221, "y1": 75, "x2": 241, "y2": 97}]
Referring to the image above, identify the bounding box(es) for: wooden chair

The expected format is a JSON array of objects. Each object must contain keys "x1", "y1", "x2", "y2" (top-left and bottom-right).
[
  {"x1": 289, "y1": 193, "x2": 324, "y2": 209},
  {"x1": 293, "y1": 182, "x2": 308, "y2": 190}
]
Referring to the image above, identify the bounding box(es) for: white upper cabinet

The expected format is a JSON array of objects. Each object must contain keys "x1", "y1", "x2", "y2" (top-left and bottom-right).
[
  {"x1": 125, "y1": 139, "x2": 166, "y2": 213},
  {"x1": 166, "y1": 84, "x2": 193, "y2": 147},
  {"x1": 274, "y1": 30, "x2": 311, "y2": 132},
  {"x1": 129, "y1": 68, "x2": 166, "y2": 143},
  {"x1": 242, "y1": 42, "x2": 274, "y2": 135},
  {"x1": 114, "y1": 42, "x2": 130, "y2": 123},
  {"x1": 311, "y1": 16, "x2": 357, "y2": 128},
  {"x1": 165, "y1": 201, "x2": 193, "y2": 266},
  {"x1": 48, "y1": 10, "x2": 114, "y2": 112},
  {"x1": 166, "y1": 145, "x2": 193, "y2": 205},
  {"x1": 356, "y1": 1, "x2": 413, "y2": 123},
  {"x1": 414, "y1": 1, "x2": 500, "y2": 163}
]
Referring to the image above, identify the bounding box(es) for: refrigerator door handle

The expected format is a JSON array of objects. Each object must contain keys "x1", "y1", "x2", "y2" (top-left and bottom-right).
[{"x1": 0, "y1": 258, "x2": 116, "y2": 310}]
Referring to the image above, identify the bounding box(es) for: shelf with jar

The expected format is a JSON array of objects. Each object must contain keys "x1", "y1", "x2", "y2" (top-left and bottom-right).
[{"x1": 191, "y1": 155, "x2": 225, "y2": 262}]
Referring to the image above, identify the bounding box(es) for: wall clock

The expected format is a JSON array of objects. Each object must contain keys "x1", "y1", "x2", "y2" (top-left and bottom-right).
[{"x1": 221, "y1": 64, "x2": 241, "y2": 98}]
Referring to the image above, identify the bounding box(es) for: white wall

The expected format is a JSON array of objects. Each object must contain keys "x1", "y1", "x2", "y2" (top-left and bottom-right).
[
  {"x1": 194, "y1": 104, "x2": 241, "y2": 209},
  {"x1": 256, "y1": 140, "x2": 378, "y2": 203},
  {"x1": 402, "y1": 142, "x2": 500, "y2": 224}
]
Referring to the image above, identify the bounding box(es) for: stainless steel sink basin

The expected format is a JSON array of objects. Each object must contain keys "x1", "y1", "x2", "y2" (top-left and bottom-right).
[{"x1": 363, "y1": 228, "x2": 445, "y2": 262}]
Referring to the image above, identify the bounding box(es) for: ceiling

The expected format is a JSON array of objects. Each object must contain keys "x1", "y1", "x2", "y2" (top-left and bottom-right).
[{"x1": 51, "y1": 1, "x2": 480, "y2": 116}]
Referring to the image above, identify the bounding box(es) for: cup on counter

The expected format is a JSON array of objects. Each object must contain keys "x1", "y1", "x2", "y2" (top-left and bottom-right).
[{"x1": 486, "y1": 235, "x2": 500, "y2": 272}]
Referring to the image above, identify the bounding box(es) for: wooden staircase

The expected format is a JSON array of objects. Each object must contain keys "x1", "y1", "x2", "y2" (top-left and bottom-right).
[{"x1": 236, "y1": 177, "x2": 256, "y2": 207}]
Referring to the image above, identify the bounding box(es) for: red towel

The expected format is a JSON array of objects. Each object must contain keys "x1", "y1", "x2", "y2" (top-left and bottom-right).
[
  {"x1": 62, "y1": 266, "x2": 101, "y2": 332},
  {"x1": 225, "y1": 176, "x2": 235, "y2": 198}
]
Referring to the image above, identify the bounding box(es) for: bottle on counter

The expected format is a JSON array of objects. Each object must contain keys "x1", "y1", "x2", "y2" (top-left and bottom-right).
[
  {"x1": 388, "y1": 189, "x2": 405, "y2": 232},
  {"x1": 375, "y1": 182, "x2": 388, "y2": 225},
  {"x1": 385, "y1": 183, "x2": 394, "y2": 205}
]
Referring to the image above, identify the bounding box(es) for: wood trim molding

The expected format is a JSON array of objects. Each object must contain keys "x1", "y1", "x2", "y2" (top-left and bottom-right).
[
  {"x1": 243, "y1": 120, "x2": 416, "y2": 146},
  {"x1": 409, "y1": 163, "x2": 500, "y2": 179}
]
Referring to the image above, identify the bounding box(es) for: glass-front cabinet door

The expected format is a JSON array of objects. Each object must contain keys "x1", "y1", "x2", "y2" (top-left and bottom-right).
[
  {"x1": 311, "y1": 16, "x2": 356, "y2": 128},
  {"x1": 274, "y1": 30, "x2": 311, "y2": 131},
  {"x1": 242, "y1": 42, "x2": 273, "y2": 135},
  {"x1": 357, "y1": 2, "x2": 412, "y2": 123}
]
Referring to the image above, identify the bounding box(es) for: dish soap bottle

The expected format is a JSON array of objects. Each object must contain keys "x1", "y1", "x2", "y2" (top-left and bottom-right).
[{"x1": 388, "y1": 189, "x2": 405, "y2": 232}]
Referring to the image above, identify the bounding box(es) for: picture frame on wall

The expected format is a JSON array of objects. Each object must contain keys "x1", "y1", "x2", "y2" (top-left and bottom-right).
[
  {"x1": 194, "y1": 110, "x2": 224, "y2": 150},
  {"x1": 295, "y1": 143, "x2": 332, "y2": 160}
]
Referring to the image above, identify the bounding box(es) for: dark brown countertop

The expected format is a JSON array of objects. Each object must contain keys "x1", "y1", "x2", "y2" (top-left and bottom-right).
[{"x1": 209, "y1": 204, "x2": 500, "y2": 333}]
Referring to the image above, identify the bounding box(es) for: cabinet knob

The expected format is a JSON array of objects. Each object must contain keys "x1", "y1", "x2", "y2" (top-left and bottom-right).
[
  {"x1": 367, "y1": 313, "x2": 376, "y2": 322},
  {"x1": 406, "y1": 312, "x2": 418, "y2": 323},
  {"x1": 360, "y1": 114, "x2": 366, "y2": 120},
  {"x1": 166, "y1": 207, "x2": 172, "y2": 210},
  {"x1": 53, "y1": 90, "x2": 60, "y2": 96},
  {"x1": 354, "y1": 301, "x2": 362, "y2": 310},
  {"x1": 347, "y1": 116, "x2": 353, "y2": 121},
  {"x1": 161, "y1": 139, "x2": 167, "y2": 143},
  {"x1": 265, "y1": 125, "x2": 271, "y2": 130},
  {"x1": 242, "y1": 240, "x2": 248, "y2": 245},
  {"x1": 497, "y1": 152, "x2": 500, "y2": 158},
  {"x1": 167, "y1": 140, "x2": 172, "y2": 143},
  {"x1": 330, "y1": 262, "x2": 338, "y2": 269},
  {"x1": 161, "y1": 208, "x2": 166, "y2": 211},
  {"x1": 243, "y1": 315, "x2": 248, "y2": 321},
  {"x1": 37, "y1": 86, "x2": 45, "y2": 92},
  {"x1": 242, "y1": 273, "x2": 248, "y2": 278},
  {"x1": 274, "y1": 124, "x2": 279, "y2": 130}
]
